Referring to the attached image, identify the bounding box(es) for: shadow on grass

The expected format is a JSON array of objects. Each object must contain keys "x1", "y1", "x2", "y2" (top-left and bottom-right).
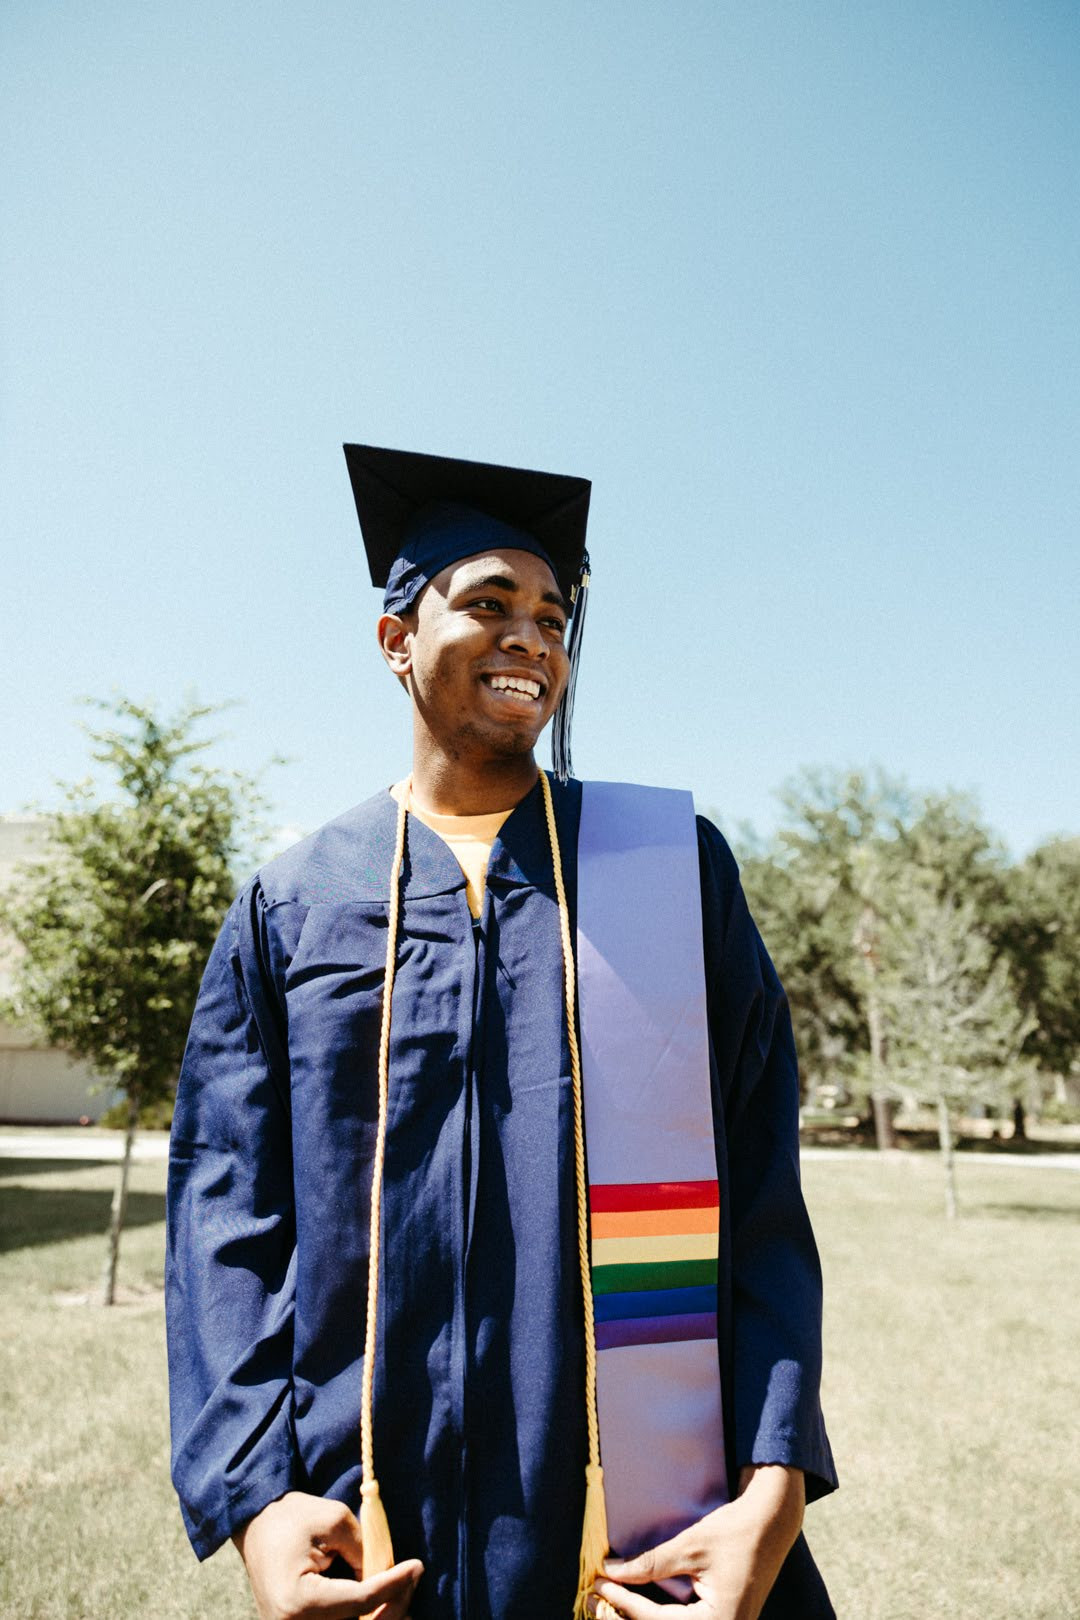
[
  {"x1": 955, "y1": 1136, "x2": 1080, "y2": 1157},
  {"x1": 0, "y1": 1157, "x2": 115, "y2": 1180},
  {"x1": 979, "y1": 1202, "x2": 1080, "y2": 1221},
  {"x1": 0, "y1": 1185, "x2": 166, "y2": 1252},
  {"x1": 800, "y1": 1123, "x2": 1080, "y2": 1156}
]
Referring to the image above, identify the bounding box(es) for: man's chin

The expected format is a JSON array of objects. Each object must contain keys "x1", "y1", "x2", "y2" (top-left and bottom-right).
[{"x1": 460, "y1": 719, "x2": 545, "y2": 760}]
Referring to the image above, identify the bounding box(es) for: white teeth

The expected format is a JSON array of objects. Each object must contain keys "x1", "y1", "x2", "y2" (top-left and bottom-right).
[{"x1": 490, "y1": 675, "x2": 541, "y2": 699}]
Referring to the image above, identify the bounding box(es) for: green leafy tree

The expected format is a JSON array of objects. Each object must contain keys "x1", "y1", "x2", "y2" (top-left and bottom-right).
[
  {"x1": 739, "y1": 773, "x2": 1021, "y2": 1160},
  {"x1": 740, "y1": 767, "x2": 915, "y2": 1145},
  {"x1": 738, "y1": 840, "x2": 863, "y2": 1108},
  {"x1": 879, "y1": 872, "x2": 1036, "y2": 1217},
  {"x1": 0, "y1": 697, "x2": 267, "y2": 1303},
  {"x1": 995, "y1": 836, "x2": 1080, "y2": 1093}
]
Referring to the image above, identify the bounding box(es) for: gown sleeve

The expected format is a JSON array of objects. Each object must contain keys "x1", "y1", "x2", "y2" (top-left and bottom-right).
[
  {"x1": 165, "y1": 877, "x2": 298, "y2": 1558},
  {"x1": 697, "y1": 817, "x2": 838, "y2": 1503}
]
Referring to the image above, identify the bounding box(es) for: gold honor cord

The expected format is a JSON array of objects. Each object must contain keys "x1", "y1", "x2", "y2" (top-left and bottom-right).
[
  {"x1": 361, "y1": 772, "x2": 610, "y2": 1613},
  {"x1": 539, "y1": 768, "x2": 611, "y2": 1617},
  {"x1": 358, "y1": 784, "x2": 408, "y2": 1576}
]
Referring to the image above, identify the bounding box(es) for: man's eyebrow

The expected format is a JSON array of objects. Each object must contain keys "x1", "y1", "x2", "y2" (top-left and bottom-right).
[{"x1": 462, "y1": 572, "x2": 568, "y2": 613}]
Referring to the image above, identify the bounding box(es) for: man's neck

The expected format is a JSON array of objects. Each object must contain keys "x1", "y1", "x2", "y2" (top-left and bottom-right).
[{"x1": 408, "y1": 751, "x2": 541, "y2": 817}]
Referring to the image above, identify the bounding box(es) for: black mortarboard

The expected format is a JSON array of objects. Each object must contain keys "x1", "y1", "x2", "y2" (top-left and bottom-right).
[{"x1": 343, "y1": 443, "x2": 593, "y2": 780}]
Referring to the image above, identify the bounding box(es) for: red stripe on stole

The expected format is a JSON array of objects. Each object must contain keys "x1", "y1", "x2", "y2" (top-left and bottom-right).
[{"x1": 589, "y1": 1180, "x2": 719, "y2": 1213}]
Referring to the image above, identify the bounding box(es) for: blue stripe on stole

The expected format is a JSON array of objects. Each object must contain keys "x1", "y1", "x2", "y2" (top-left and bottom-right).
[{"x1": 594, "y1": 1283, "x2": 718, "y2": 1324}]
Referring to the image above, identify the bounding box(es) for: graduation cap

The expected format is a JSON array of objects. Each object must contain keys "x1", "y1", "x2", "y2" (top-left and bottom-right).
[{"x1": 344, "y1": 443, "x2": 592, "y2": 781}]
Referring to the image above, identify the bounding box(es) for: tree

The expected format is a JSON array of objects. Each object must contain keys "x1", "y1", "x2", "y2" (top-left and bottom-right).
[
  {"x1": 994, "y1": 835, "x2": 1080, "y2": 1092},
  {"x1": 0, "y1": 697, "x2": 267, "y2": 1303},
  {"x1": 739, "y1": 773, "x2": 1018, "y2": 1160},
  {"x1": 878, "y1": 872, "x2": 1036, "y2": 1218},
  {"x1": 740, "y1": 767, "x2": 916, "y2": 1145},
  {"x1": 739, "y1": 839, "x2": 863, "y2": 1108}
]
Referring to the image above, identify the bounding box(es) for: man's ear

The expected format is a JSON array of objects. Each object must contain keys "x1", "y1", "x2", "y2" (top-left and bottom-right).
[{"x1": 377, "y1": 612, "x2": 415, "y2": 692}]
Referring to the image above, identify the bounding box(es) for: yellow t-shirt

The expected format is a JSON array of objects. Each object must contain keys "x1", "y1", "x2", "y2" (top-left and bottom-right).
[{"x1": 389, "y1": 781, "x2": 513, "y2": 919}]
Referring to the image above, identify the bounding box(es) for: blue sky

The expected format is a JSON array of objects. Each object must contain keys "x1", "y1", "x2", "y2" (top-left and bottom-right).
[{"x1": 2, "y1": 1, "x2": 1077, "y2": 859}]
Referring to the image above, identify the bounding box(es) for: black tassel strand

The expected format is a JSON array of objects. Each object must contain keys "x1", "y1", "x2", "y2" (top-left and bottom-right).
[{"x1": 552, "y1": 553, "x2": 590, "y2": 783}]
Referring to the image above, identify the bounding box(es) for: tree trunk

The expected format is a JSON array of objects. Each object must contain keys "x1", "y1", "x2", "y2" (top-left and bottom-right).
[
  {"x1": 936, "y1": 1094, "x2": 958, "y2": 1220},
  {"x1": 1012, "y1": 1097, "x2": 1027, "y2": 1141},
  {"x1": 101, "y1": 1094, "x2": 138, "y2": 1306},
  {"x1": 871, "y1": 1090, "x2": 896, "y2": 1152},
  {"x1": 867, "y1": 989, "x2": 895, "y2": 1151}
]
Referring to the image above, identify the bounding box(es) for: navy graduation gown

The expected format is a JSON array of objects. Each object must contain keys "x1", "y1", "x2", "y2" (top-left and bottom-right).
[{"x1": 166, "y1": 776, "x2": 837, "y2": 1618}]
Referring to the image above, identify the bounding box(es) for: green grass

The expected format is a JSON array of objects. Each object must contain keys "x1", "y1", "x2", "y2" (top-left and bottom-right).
[
  {"x1": 804, "y1": 1154, "x2": 1080, "y2": 1620},
  {"x1": 0, "y1": 1158, "x2": 253, "y2": 1620},
  {"x1": 1, "y1": 1149, "x2": 1078, "y2": 1618}
]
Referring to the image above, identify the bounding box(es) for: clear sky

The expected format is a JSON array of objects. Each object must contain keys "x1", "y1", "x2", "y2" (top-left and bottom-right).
[{"x1": 2, "y1": 1, "x2": 1077, "y2": 860}]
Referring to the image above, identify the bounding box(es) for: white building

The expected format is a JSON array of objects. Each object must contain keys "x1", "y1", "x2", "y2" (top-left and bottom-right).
[{"x1": 0, "y1": 816, "x2": 120, "y2": 1123}]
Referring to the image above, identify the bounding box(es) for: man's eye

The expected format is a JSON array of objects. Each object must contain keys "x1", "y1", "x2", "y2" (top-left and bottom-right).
[{"x1": 470, "y1": 597, "x2": 504, "y2": 611}]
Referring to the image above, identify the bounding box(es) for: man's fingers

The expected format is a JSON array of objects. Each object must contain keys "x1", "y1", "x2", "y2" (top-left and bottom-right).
[
  {"x1": 590, "y1": 1578, "x2": 681, "y2": 1620},
  {"x1": 602, "y1": 1524, "x2": 698, "y2": 1586},
  {"x1": 309, "y1": 1501, "x2": 365, "y2": 1574},
  {"x1": 298, "y1": 1559, "x2": 422, "y2": 1618},
  {"x1": 295, "y1": 1575, "x2": 385, "y2": 1620}
]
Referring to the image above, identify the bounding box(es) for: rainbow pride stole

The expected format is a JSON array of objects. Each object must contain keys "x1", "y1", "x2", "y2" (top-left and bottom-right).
[
  {"x1": 591, "y1": 1179, "x2": 719, "y2": 1350},
  {"x1": 577, "y1": 782, "x2": 729, "y2": 1576}
]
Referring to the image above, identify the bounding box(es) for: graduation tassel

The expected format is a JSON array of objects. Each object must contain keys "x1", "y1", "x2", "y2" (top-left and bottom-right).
[
  {"x1": 552, "y1": 555, "x2": 590, "y2": 784},
  {"x1": 359, "y1": 1479, "x2": 395, "y2": 1579},
  {"x1": 539, "y1": 769, "x2": 611, "y2": 1618},
  {"x1": 577, "y1": 1461, "x2": 611, "y2": 1620},
  {"x1": 359, "y1": 787, "x2": 409, "y2": 1577}
]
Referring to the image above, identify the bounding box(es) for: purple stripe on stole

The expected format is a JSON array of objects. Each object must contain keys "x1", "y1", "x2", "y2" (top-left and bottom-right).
[{"x1": 596, "y1": 1311, "x2": 717, "y2": 1350}]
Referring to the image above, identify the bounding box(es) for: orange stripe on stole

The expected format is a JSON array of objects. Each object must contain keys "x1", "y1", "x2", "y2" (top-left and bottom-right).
[{"x1": 591, "y1": 1205, "x2": 719, "y2": 1240}]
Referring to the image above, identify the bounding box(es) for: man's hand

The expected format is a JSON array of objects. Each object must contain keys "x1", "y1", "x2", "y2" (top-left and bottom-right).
[
  {"x1": 589, "y1": 1465, "x2": 805, "y2": 1620},
  {"x1": 233, "y1": 1491, "x2": 424, "y2": 1620}
]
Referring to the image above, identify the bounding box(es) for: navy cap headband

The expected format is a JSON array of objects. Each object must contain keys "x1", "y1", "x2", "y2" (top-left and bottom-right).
[{"x1": 383, "y1": 501, "x2": 562, "y2": 616}]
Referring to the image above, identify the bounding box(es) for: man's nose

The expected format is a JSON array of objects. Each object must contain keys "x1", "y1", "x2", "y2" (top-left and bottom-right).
[{"x1": 500, "y1": 615, "x2": 547, "y2": 656}]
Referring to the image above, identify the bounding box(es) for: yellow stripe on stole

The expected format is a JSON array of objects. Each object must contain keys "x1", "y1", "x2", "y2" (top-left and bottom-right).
[{"x1": 589, "y1": 1231, "x2": 718, "y2": 1266}]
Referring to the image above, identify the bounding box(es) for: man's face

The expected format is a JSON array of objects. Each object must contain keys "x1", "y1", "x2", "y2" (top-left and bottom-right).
[{"x1": 385, "y1": 547, "x2": 571, "y2": 762}]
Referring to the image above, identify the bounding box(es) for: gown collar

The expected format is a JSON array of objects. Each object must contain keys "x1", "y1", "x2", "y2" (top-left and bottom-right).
[{"x1": 393, "y1": 775, "x2": 563, "y2": 901}]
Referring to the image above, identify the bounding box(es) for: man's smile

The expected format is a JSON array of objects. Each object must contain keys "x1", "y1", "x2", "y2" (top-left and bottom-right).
[{"x1": 480, "y1": 671, "x2": 546, "y2": 706}]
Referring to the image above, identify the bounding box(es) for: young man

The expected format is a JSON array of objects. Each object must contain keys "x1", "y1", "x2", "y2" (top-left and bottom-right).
[{"x1": 166, "y1": 446, "x2": 837, "y2": 1620}]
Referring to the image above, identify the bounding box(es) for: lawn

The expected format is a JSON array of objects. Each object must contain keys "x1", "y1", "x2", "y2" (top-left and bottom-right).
[{"x1": 1, "y1": 1146, "x2": 1078, "y2": 1619}]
